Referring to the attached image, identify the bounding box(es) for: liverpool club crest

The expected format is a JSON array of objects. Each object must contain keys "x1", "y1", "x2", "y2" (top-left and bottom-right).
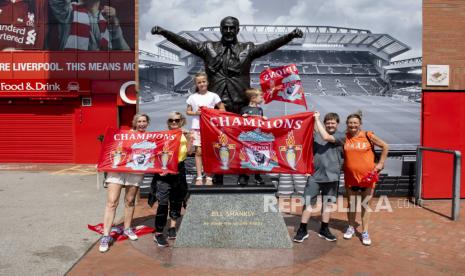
[
  {"x1": 158, "y1": 142, "x2": 174, "y2": 170},
  {"x1": 278, "y1": 73, "x2": 303, "y2": 101},
  {"x1": 239, "y1": 129, "x2": 278, "y2": 171},
  {"x1": 127, "y1": 141, "x2": 156, "y2": 171},
  {"x1": 213, "y1": 132, "x2": 236, "y2": 170},
  {"x1": 110, "y1": 141, "x2": 127, "y2": 168},
  {"x1": 279, "y1": 131, "x2": 302, "y2": 170}
]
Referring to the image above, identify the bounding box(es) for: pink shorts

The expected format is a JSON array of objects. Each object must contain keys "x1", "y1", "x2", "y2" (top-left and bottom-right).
[{"x1": 190, "y1": 129, "x2": 201, "y2": 147}]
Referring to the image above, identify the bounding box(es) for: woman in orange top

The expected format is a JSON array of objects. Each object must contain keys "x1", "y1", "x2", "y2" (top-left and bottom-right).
[{"x1": 314, "y1": 111, "x2": 389, "y2": 246}]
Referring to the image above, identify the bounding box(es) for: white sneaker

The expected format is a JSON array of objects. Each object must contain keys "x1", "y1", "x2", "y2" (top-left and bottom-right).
[
  {"x1": 123, "y1": 228, "x2": 138, "y2": 241},
  {"x1": 99, "y1": 236, "x2": 112, "y2": 253},
  {"x1": 343, "y1": 226, "x2": 355, "y2": 239},
  {"x1": 362, "y1": 231, "x2": 372, "y2": 246}
]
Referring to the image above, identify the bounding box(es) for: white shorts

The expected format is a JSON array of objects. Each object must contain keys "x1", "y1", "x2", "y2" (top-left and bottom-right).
[
  {"x1": 190, "y1": 129, "x2": 201, "y2": 147},
  {"x1": 105, "y1": 172, "x2": 144, "y2": 187}
]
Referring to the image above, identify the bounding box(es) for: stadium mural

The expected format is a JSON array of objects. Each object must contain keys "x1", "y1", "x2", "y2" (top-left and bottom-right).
[
  {"x1": 0, "y1": 0, "x2": 136, "y2": 163},
  {"x1": 138, "y1": 0, "x2": 422, "y2": 176}
]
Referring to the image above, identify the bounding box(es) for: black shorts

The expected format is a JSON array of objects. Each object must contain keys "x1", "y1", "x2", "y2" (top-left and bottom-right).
[
  {"x1": 303, "y1": 178, "x2": 338, "y2": 206},
  {"x1": 350, "y1": 186, "x2": 367, "y2": 192}
]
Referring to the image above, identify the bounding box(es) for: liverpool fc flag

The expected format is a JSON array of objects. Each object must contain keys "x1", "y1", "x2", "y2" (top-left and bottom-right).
[
  {"x1": 199, "y1": 108, "x2": 314, "y2": 174},
  {"x1": 260, "y1": 64, "x2": 308, "y2": 109},
  {"x1": 97, "y1": 128, "x2": 182, "y2": 174}
]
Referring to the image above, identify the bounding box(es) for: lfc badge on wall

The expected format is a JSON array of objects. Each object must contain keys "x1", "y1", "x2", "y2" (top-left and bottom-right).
[{"x1": 426, "y1": 65, "x2": 449, "y2": 86}]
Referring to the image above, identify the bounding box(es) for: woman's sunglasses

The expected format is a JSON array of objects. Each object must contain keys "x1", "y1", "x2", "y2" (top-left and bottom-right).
[{"x1": 168, "y1": 118, "x2": 181, "y2": 123}]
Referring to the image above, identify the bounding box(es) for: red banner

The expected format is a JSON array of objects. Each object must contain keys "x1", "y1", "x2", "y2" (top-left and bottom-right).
[
  {"x1": 97, "y1": 128, "x2": 182, "y2": 174},
  {"x1": 200, "y1": 108, "x2": 314, "y2": 174},
  {"x1": 260, "y1": 64, "x2": 308, "y2": 109},
  {"x1": 88, "y1": 224, "x2": 154, "y2": 242}
]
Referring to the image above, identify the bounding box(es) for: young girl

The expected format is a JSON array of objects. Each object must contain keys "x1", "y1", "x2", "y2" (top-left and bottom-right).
[{"x1": 186, "y1": 72, "x2": 225, "y2": 185}]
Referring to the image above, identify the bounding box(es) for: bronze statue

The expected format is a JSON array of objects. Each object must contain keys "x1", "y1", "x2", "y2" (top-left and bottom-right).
[{"x1": 152, "y1": 16, "x2": 303, "y2": 114}]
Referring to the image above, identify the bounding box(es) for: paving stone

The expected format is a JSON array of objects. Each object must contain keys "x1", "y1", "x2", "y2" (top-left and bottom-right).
[{"x1": 68, "y1": 199, "x2": 465, "y2": 275}]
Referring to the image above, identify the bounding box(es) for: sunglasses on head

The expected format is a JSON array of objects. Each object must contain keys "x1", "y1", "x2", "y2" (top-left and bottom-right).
[{"x1": 168, "y1": 118, "x2": 181, "y2": 123}]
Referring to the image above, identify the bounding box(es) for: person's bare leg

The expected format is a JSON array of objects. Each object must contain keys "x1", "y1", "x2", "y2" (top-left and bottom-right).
[
  {"x1": 321, "y1": 202, "x2": 334, "y2": 223},
  {"x1": 195, "y1": 146, "x2": 203, "y2": 185},
  {"x1": 205, "y1": 174, "x2": 213, "y2": 185},
  {"x1": 123, "y1": 185, "x2": 140, "y2": 229},
  {"x1": 300, "y1": 204, "x2": 317, "y2": 223},
  {"x1": 103, "y1": 183, "x2": 123, "y2": 235},
  {"x1": 346, "y1": 189, "x2": 357, "y2": 227},
  {"x1": 169, "y1": 218, "x2": 176, "y2": 228},
  {"x1": 361, "y1": 188, "x2": 374, "y2": 232}
]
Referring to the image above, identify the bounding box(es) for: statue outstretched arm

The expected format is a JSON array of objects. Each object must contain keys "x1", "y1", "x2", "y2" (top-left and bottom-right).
[
  {"x1": 151, "y1": 26, "x2": 205, "y2": 57},
  {"x1": 250, "y1": 28, "x2": 303, "y2": 59}
]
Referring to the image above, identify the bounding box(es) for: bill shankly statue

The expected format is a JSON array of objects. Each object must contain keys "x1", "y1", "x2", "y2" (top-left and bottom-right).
[{"x1": 152, "y1": 16, "x2": 303, "y2": 114}]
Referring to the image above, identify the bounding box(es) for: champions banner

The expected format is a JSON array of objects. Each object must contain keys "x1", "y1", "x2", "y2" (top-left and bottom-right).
[
  {"x1": 97, "y1": 128, "x2": 182, "y2": 174},
  {"x1": 88, "y1": 224, "x2": 154, "y2": 242},
  {"x1": 260, "y1": 64, "x2": 308, "y2": 109},
  {"x1": 200, "y1": 108, "x2": 314, "y2": 174}
]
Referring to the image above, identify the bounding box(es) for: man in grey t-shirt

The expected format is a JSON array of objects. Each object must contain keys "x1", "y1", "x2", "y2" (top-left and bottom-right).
[{"x1": 293, "y1": 111, "x2": 345, "y2": 243}]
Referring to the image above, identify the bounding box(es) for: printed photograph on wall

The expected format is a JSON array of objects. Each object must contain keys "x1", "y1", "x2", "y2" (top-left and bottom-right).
[
  {"x1": 0, "y1": 0, "x2": 135, "y2": 51},
  {"x1": 138, "y1": 0, "x2": 422, "y2": 179},
  {"x1": 0, "y1": 0, "x2": 136, "y2": 164}
]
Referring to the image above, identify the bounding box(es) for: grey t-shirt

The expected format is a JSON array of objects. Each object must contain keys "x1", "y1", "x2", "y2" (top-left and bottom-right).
[
  {"x1": 311, "y1": 130, "x2": 345, "y2": 182},
  {"x1": 240, "y1": 105, "x2": 263, "y2": 116}
]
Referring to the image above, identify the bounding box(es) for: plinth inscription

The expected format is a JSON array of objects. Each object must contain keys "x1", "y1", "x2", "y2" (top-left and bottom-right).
[{"x1": 175, "y1": 193, "x2": 292, "y2": 249}]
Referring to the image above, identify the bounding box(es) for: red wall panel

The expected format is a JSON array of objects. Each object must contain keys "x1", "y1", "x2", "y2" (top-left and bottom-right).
[
  {"x1": 74, "y1": 94, "x2": 118, "y2": 163},
  {"x1": 422, "y1": 92, "x2": 465, "y2": 198}
]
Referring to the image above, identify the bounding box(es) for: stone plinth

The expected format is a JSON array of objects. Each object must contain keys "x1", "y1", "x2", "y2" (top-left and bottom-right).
[{"x1": 174, "y1": 193, "x2": 292, "y2": 249}]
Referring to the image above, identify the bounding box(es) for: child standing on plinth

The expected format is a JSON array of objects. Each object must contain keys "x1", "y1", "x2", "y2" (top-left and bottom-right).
[
  {"x1": 186, "y1": 72, "x2": 225, "y2": 185},
  {"x1": 238, "y1": 88, "x2": 268, "y2": 186}
]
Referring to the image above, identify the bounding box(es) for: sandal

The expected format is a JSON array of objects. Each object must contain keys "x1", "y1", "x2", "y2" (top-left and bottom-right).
[
  {"x1": 205, "y1": 176, "x2": 213, "y2": 185},
  {"x1": 195, "y1": 176, "x2": 203, "y2": 185}
]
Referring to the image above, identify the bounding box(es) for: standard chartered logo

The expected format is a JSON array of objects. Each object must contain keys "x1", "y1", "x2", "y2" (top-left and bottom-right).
[{"x1": 25, "y1": 29, "x2": 36, "y2": 45}]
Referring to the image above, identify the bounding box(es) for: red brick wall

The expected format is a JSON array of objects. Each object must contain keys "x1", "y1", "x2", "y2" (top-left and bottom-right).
[
  {"x1": 422, "y1": 0, "x2": 465, "y2": 198},
  {"x1": 423, "y1": 0, "x2": 465, "y2": 90}
]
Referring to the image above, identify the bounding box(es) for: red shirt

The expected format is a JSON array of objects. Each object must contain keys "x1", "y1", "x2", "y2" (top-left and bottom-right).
[{"x1": 0, "y1": 0, "x2": 47, "y2": 50}]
